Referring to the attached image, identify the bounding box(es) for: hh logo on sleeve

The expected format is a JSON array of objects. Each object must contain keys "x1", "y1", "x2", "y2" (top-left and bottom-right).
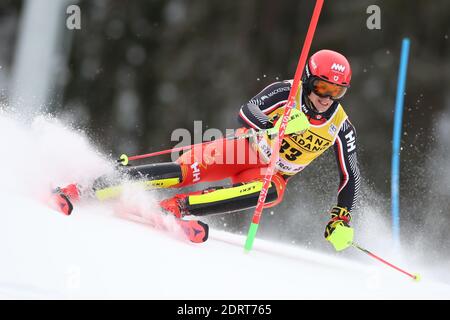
[{"x1": 345, "y1": 130, "x2": 356, "y2": 152}]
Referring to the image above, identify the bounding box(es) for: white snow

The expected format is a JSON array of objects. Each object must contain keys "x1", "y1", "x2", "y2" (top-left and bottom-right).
[
  {"x1": 1, "y1": 112, "x2": 450, "y2": 299},
  {"x1": 1, "y1": 193, "x2": 450, "y2": 299}
]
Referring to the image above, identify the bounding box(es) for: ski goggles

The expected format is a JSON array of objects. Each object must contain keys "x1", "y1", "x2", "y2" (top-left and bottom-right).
[{"x1": 311, "y1": 78, "x2": 348, "y2": 100}]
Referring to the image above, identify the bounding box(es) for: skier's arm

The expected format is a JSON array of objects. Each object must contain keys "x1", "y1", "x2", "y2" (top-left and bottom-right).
[
  {"x1": 238, "y1": 81, "x2": 291, "y2": 130},
  {"x1": 333, "y1": 119, "x2": 360, "y2": 213},
  {"x1": 324, "y1": 120, "x2": 360, "y2": 251}
]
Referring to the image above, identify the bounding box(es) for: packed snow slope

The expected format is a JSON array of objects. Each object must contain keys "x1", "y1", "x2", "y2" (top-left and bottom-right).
[
  {"x1": 0, "y1": 112, "x2": 449, "y2": 299},
  {"x1": 2, "y1": 194, "x2": 450, "y2": 299}
]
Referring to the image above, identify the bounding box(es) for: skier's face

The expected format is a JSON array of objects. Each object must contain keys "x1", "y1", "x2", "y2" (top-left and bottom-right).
[{"x1": 308, "y1": 91, "x2": 334, "y2": 113}]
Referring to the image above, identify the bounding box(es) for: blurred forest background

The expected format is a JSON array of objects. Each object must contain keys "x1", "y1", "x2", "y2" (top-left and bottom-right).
[{"x1": 0, "y1": 0, "x2": 449, "y2": 254}]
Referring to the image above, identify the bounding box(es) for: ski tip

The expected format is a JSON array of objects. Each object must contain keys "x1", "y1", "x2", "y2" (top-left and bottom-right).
[
  {"x1": 49, "y1": 193, "x2": 73, "y2": 216},
  {"x1": 178, "y1": 219, "x2": 209, "y2": 243},
  {"x1": 197, "y1": 220, "x2": 209, "y2": 243}
]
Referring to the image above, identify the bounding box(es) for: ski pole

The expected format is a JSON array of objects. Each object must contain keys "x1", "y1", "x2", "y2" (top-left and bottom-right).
[
  {"x1": 117, "y1": 132, "x2": 253, "y2": 166},
  {"x1": 351, "y1": 242, "x2": 421, "y2": 281},
  {"x1": 117, "y1": 124, "x2": 299, "y2": 166},
  {"x1": 118, "y1": 140, "x2": 214, "y2": 166},
  {"x1": 244, "y1": 0, "x2": 324, "y2": 252}
]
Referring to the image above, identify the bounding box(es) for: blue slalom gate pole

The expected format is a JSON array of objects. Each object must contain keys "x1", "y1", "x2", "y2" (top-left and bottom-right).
[{"x1": 391, "y1": 38, "x2": 410, "y2": 246}]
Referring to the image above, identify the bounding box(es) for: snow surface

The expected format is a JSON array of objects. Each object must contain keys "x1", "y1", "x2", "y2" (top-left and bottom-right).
[
  {"x1": 2, "y1": 194, "x2": 450, "y2": 300},
  {"x1": 1, "y1": 112, "x2": 450, "y2": 299}
]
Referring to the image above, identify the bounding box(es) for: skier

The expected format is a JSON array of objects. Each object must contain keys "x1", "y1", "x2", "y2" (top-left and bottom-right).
[{"x1": 52, "y1": 49, "x2": 360, "y2": 249}]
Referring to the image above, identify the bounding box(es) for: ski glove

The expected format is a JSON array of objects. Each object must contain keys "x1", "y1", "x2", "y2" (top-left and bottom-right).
[
  {"x1": 325, "y1": 206, "x2": 354, "y2": 251},
  {"x1": 267, "y1": 108, "x2": 310, "y2": 137}
]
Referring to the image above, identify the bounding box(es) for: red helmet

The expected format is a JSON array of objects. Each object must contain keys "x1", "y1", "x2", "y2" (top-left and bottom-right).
[
  {"x1": 306, "y1": 49, "x2": 351, "y2": 86},
  {"x1": 303, "y1": 49, "x2": 352, "y2": 100}
]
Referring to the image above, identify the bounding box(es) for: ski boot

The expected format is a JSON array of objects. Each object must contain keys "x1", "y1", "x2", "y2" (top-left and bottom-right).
[
  {"x1": 159, "y1": 194, "x2": 189, "y2": 218},
  {"x1": 50, "y1": 183, "x2": 81, "y2": 215},
  {"x1": 160, "y1": 194, "x2": 209, "y2": 243}
]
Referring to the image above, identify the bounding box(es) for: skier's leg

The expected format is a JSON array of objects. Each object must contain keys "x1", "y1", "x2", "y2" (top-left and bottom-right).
[
  {"x1": 93, "y1": 135, "x2": 260, "y2": 199},
  {"x1": 51, "y1": 162, "x2": 184, "y2": 214},
  {"x1": 53, "y1": 134, "x2": 263, "y2": 214},
  {"x1": 159, "y1": 136, "x2": 273, "y2": 217},
  {"x1": 92, "y1": 162, "x2": 184, "y2": 201},
  {"x1": 160, "y1": 169, "x2": 287, "y2": 217},
  {"x1": 174, "y1": 134, "x2": 265, "y2": 186}
]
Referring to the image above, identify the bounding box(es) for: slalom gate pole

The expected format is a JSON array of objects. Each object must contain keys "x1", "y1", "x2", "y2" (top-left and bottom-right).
[
  {"x1": 244, "y1": 0, "x2": 324, "y2": 252},
  {"x1": 351, "y1": 242, "x2": 420, "y2": 281},
  {"x1": 391, "y1": 38, "x2": 410, "y2": 247}
]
